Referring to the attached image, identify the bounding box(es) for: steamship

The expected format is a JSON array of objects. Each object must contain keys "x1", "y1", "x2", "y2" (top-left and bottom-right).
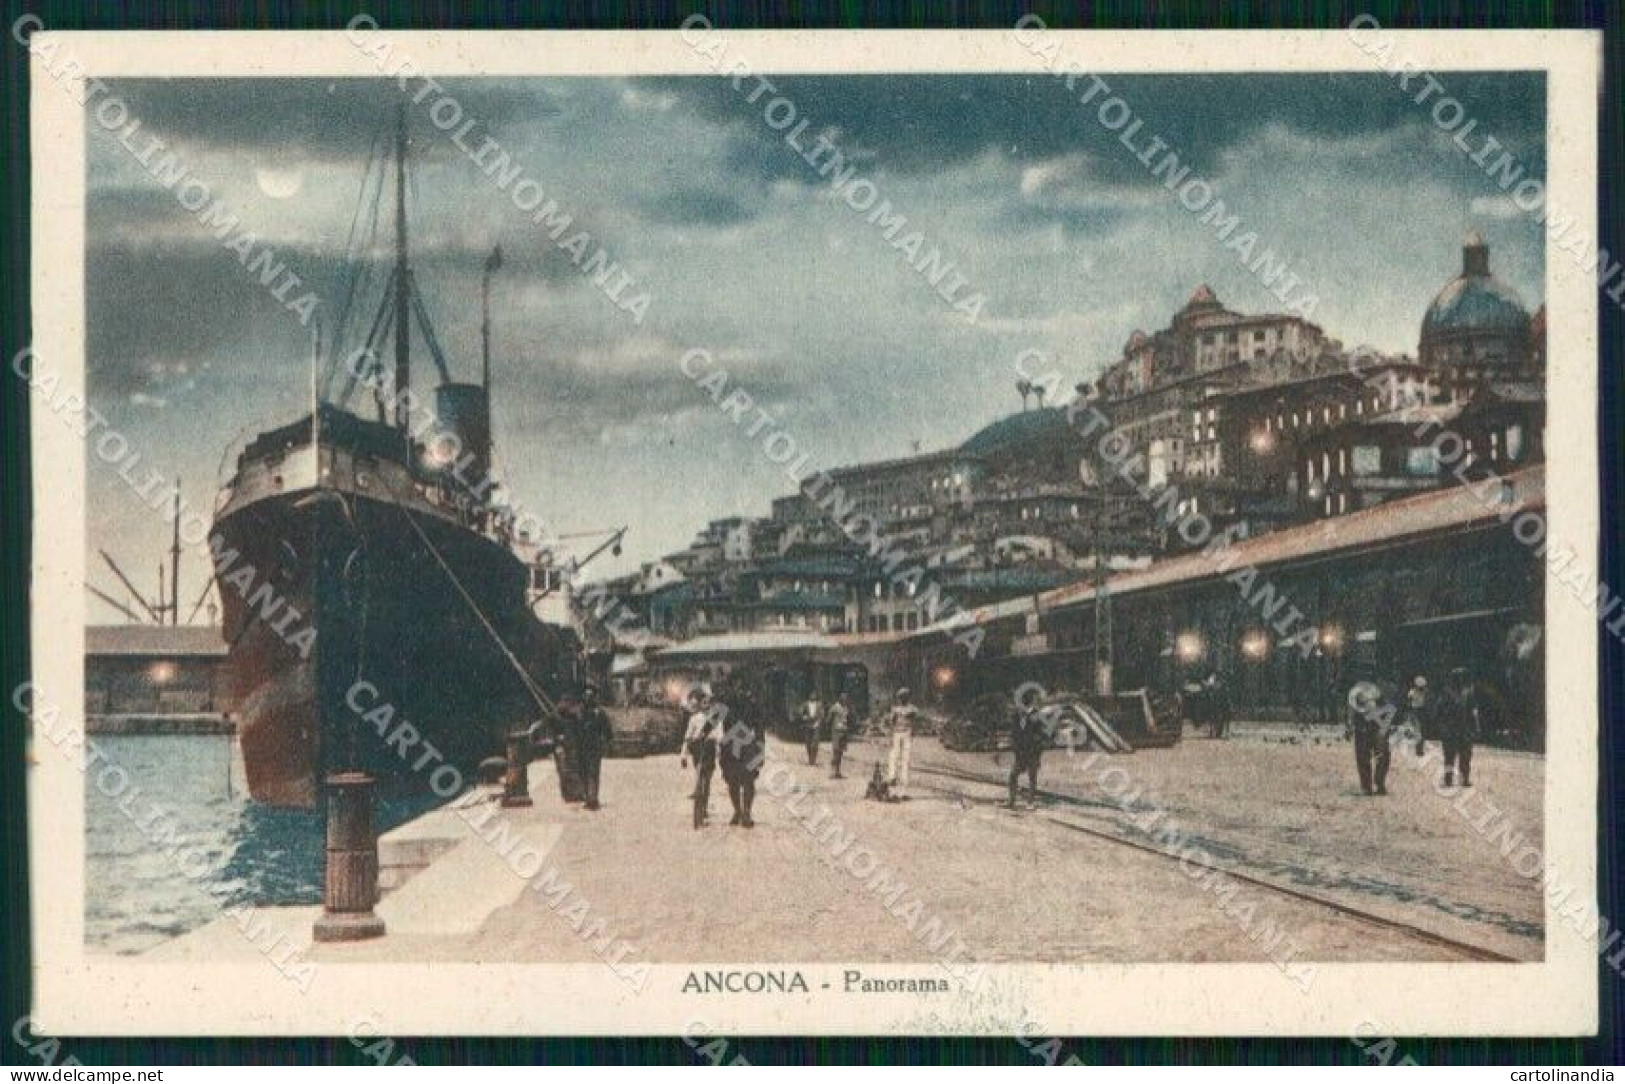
[{"x1": 213, "y1": 107, "x2": 575, "y2": 807}]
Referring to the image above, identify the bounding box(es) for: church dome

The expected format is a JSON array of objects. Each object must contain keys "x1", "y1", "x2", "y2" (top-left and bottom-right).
[
  {"x1": 1421, "y1": 232, "x2": 1530, "y2": 340},
  {"x1": 1184, "y1": 284, "x2": 1219, "y2": 309}
]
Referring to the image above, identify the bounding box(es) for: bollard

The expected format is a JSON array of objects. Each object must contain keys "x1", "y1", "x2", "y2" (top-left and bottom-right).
[
  {"x1": 312, "y1": 772, "x2": 386, "y2": 942},
  {"x1": 501, "y1": 729, "x2": 534, "y2": 808}
]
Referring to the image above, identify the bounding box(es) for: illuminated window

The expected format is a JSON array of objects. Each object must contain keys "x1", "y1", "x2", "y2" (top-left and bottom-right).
[
  {"x1": 1507, "y1": 424, "x2": 1525, "y2": 460},
  {"x1": 1406, "y1": 447, "x2": 1439, "y2": 475}
]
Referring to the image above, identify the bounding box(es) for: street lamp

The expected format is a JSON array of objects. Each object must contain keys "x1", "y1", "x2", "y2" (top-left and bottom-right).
[
  {"x1": 1175, "y1": 631, "x2": 1205, "y2": 663},
  {"x1": 1240, "y1": 630, "x2": 1269, "y2": 660}
]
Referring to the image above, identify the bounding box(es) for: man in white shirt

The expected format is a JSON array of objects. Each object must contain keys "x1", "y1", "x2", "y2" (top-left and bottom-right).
[
  {"x1": 826, "y1": 693, "x2": 854, "y2": 779},
  {"x1": 681, "y1": 689, "x2": 725, "y2": 829},
  {"x1": 885, "y1": 687, "x2": 917, "y2": 796},
  {"x1": 802, "y1": 695, "x2": 824, "y2": 766}
]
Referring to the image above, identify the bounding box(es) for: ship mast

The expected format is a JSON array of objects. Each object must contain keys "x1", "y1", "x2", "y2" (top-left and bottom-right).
[
  {"x1": 169, "y1": 485, "x2": 181, "y2": 625},
  {"x1": 392, "y1": 99, "x2": 411, "y2": 429}
]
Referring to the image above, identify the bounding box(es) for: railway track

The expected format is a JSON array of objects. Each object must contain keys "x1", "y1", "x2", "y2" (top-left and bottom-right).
[{"x1": 859, "y1": 751, "x2": 1522, "y2": 964}]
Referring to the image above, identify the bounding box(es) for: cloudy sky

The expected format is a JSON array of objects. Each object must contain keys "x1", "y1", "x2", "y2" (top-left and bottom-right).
[{"x1": 85, "y1": 71, "x2": 1545, "y2": 620}]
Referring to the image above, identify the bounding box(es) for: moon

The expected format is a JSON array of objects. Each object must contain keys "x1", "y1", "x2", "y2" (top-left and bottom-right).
[{"x1": 254, "y1": 166, "x2": 305, "y2": 200}]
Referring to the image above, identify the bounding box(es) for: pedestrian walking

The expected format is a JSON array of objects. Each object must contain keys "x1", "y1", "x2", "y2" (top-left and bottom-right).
[
  {"x1": 718, "y1": 682, "x2": 766, "y2": 828},
  {"x1": 1204, "y1": 670, "x2": 1231, "y2": 739},
  {"x1": 1007, "y1": 701, "x2": 1047, "y2": 808},
  {"x1": 1436, "y1": 668, "x2": 1480, "y2": 788},
  {"x1": 576, "y1": 684, "x2": 613, "y2": 811},
  {"x1": 1346, "y1": 668, "x2": 1397, "y2": 796},
  {"x1": 681, "y1": 689, "x2": 723, "y2": 829},
  {"x1": 802, "y1": 694, "x2": 824, "y2": 766},
  {"x1": 827, "y1": 692, "x2": 854, "y2": 779},
  {"x1": 551, "y1": 693, "x2": 585, "y2": 804},
  {"x1": 884, "y1": 688, "x2": 917, "y2": 796},
  {"x1": 1404, "y1": 675, "x2": 1431, "y2": 757}
]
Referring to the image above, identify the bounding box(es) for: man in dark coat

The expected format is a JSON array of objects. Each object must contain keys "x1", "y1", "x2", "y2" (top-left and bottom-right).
[
  {"x1": 717, "y1": 682, "x2": 767, "y2": 828},
  {"x1": 551, "y1": 694, "x2": 585, "y2": 804},
  {"x1": 576, "y1": 684, "x2": 614, "y2": 811},
  {"x1": 1006, "y1": 701, "x2": 1048, "y2": 808},
  {"x1": 1435, "y1": 668, "x2": 1480, "y2": 788},
  {"x1": 1346, "y1": 667, "x2": 1397, "y2": 796}
]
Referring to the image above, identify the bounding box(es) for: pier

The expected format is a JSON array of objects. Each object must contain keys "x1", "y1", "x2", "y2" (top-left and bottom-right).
[{"x1": 144, "y1": 728, "x2": 1543, "y2": 967}]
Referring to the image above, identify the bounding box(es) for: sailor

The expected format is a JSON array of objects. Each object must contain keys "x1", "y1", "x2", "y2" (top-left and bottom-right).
[
  {"x1": 1007, "y1": 700, "x2": 1047, "y2": 809},
  {"x1": 826, "y1": 692, "x2": 854, "y2": 779},
  {"x1": 718, "y1": 681, "x2": 766, "y2": 828},
  {"x1": 1435, "y1": 668, "x2": 1480, "y2": 788},
  {"x1": 884, "y1": 688, "x2": 918, "y2": 797},
  {"x1": 576, "y1": 684, "x2": 613, "y2": 811},
  {"x1": 681, "y1": 688, "x2": 723, "y2": 829},
  {"x1": 1345, "y1": 665, "x2": 1397, "y2": 796},
  {"x1": 802, "y1": 693, "x2": 824, "y2": 766}
]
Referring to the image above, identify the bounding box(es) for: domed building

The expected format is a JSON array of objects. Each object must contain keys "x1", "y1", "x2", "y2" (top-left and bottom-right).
[{"x1": 1420, "y1": 231, "x2": 1535, "y2": 396}]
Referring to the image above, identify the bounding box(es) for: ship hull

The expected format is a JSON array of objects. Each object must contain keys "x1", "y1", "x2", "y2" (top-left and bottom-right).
[{"x1": 214, "y1": 484, "x2": 568, "y2": 808}]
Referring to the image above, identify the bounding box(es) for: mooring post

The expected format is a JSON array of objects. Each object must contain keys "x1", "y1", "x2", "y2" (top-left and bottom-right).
[
  {"x1": 313, "y1": 771, "x2": 386, "y2": 943},
  {"x1": 501, "y1": 729, "x2": 534, "y2": 808}
]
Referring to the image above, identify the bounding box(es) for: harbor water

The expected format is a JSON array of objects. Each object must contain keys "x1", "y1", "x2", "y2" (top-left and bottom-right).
[{"x1": 86, "y1": 733, "x2": 438, "y2": 954}]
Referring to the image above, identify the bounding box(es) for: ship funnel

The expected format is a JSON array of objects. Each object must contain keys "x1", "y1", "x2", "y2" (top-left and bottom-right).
[{"x1": 425, "y1": 382, "x2": 492, "y2": 494}]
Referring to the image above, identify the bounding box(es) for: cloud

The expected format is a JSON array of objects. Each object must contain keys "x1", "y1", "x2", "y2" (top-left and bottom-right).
[
  {"x1": 82, "y1": 71, "x2": 1549, "y2": 580},
  {"x1": 1470, "y1": 195, "x2": 1527, "y2": 220},
  {"x1": 650, "y1": 72, "x2": 1544, "y2": 189},
  {"x1": 636, "y1": 185, "x2": 760, "y2": 227},
  {"x1": 107, "y1": 78, "x2": 563, "y2": 166}
]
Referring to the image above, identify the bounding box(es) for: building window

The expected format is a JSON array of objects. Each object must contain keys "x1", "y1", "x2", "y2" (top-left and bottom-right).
[
  {"x1": 1507, "y1": 424, "x2": 1525, "y2": 461},
  {"x1": 1406, "y1": 447, "x2": 1440, "y2": 475},
  {"x1": 1352, "y1": 445, "x2": 1381, "y2": 476}
]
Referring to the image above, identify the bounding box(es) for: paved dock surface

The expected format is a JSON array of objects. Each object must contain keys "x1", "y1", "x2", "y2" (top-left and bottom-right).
[{"x1": 323, "y1": 732, "x2": 1542, "y2": 966}]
